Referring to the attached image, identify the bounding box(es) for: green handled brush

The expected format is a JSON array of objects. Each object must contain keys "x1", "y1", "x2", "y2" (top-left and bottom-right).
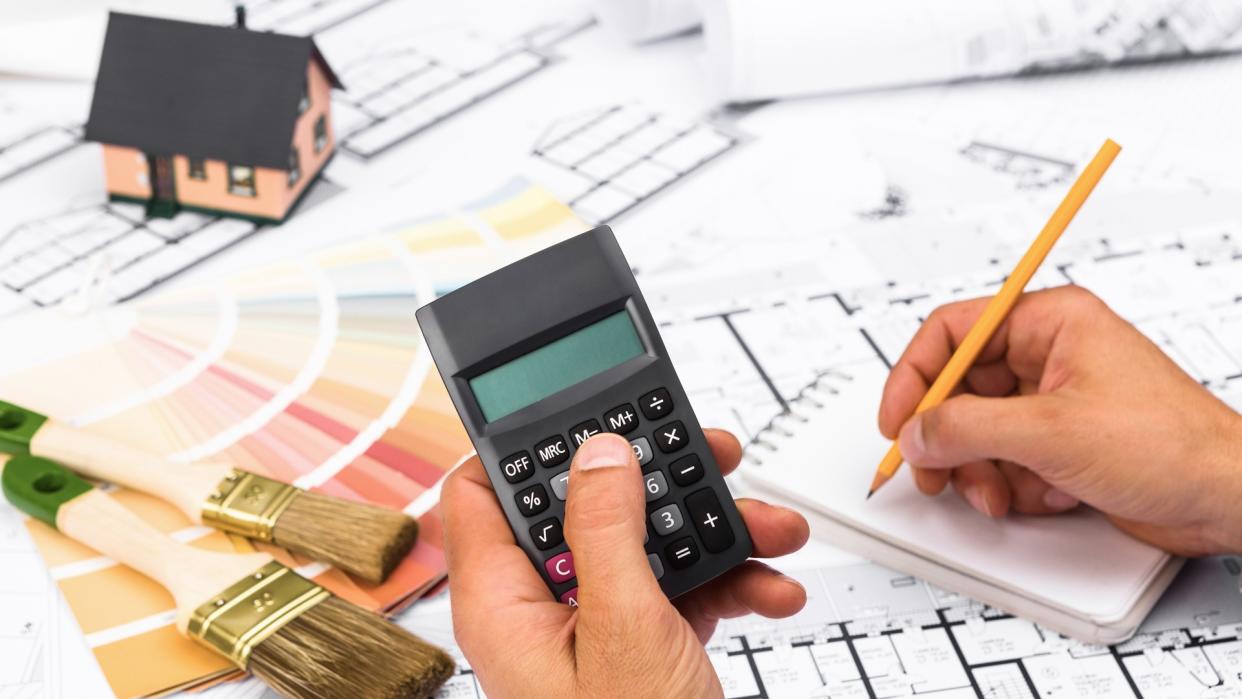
[
  {"x1": 1, "y1": 454, "x2": 455, "y2": 699},
  {"x1": 0, "y1": 400, "x2": 416, "y2": 583}
]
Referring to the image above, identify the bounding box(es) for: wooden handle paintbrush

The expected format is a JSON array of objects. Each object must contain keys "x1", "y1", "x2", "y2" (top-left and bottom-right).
[
  {"x1": 867, "y1": 138, "x2": 1122, "y2": 498},
  {"x1": 1, "y1": 454, "x2": 455, "y2": 699},
  {"x1": 0, "y1": 400, "x2": 417, "y2": 583}
]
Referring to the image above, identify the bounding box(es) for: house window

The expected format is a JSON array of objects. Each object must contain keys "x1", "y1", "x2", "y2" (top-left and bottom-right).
[
  {"x1": 297, "y1": 82, "x2": 309, "y2": 115},
  {"x1": 313, "y1": 115, "x2": 327, "y2": 153},
  {"x1": 288, "y1": 148, "x2": 301, "y2": 187},
  {"x1": 228, "y1": 165, "x2": 256, "y2": 197},
  {"x1": 188, "y1": 158, "x2": 206, "y2": 180}
]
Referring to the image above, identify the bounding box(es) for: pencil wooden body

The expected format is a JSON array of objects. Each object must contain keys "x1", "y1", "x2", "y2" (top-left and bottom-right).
[{"x1": 868, "y1": 139, "x2": 1121, "y2": 495}]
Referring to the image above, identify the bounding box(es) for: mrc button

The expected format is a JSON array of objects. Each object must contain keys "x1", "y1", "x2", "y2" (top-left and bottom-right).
[
  {"x1": 535, "y1": 435, "x2": 570, "y2": 467},
  {"x1": 500, "y1": 451, "x2": 535, "y2": 483}
]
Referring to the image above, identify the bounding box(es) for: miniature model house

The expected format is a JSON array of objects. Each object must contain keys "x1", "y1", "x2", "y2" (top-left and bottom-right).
[{"x1": 84, "y1": 11, "x2": 343, "y2": 223}]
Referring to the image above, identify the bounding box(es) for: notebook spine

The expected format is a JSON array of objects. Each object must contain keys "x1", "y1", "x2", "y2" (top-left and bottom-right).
[{"x1": 743, "y1": 369, "x2": 853, "y2": 465}]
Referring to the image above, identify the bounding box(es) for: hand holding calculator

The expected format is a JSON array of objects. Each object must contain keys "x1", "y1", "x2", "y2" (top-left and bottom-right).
[{"x1": 418, "y1": 226, "x2": 753, "y2": 603}]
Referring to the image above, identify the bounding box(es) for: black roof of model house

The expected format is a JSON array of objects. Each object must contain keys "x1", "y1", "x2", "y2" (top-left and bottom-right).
[{"x1": 85, "y1": 12, "x2": 343, "y2": 170}]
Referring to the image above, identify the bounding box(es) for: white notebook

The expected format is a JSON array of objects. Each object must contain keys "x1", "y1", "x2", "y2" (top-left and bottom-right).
[{"x1": 743, "y1": 360, "x2": 1183, "y2": 644}]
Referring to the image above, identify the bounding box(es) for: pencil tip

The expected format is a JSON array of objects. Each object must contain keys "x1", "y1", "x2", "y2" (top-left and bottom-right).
[{"x1": 865, "y1": 489, "x2": 874, "y2": 500}]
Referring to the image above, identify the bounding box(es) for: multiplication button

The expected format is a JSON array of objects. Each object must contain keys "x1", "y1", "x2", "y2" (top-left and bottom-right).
[
  {"x1": 535, "y1": 435, "x2": 569, "y2": 467},
  {"x1": 500, "y1": 451, "x2": 535, "y2": 483},
  {"x1": 654, "y1": 420, "x2": 687, "y2": 453},
  {"x1": 639, "y1": 388, "x2": 672, "y2": 420},
  {"x1": 603, "y1": 403, "x2": 639, "y2": 434},
  {"x1": 515, "y1": 484, "x2": 549, "y2": 517}
]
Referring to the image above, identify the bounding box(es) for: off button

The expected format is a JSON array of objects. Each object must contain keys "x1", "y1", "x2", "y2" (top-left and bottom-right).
[{"x1": 500, "y1": 451, "x2": 534, "y2": 483}]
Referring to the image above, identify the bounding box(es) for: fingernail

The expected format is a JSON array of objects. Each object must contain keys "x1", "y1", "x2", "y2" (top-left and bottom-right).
[
  {"x1": 575, "y1": 434, "x2": 633, "y2": 471},
  {"x1": 1043, "y1": 488, "x2": 1079, "y2": 511},
  {"x1": 780, "y1": 574, "x2": 806, "y2": 593},
  {"x1": 964, "y1": 486, "x2": 990, "y2": 517},
  {"x1": 899, "y1": 414, "x2": 926, "y2": 464}
]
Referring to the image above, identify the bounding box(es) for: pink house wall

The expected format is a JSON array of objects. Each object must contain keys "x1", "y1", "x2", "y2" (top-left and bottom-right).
[{"x1": 100, "y1": 58, "x2": 336, "y2": 222}]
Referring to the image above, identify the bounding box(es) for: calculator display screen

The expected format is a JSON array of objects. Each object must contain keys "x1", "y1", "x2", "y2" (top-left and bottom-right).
[{"x1": 469, "y1": 310, "x2": 644, "y2": 422}]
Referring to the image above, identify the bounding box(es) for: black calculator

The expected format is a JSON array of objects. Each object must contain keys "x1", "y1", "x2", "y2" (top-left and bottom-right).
[{"x1": 417, "y1": 226, "x2": 752, "y2": 604}]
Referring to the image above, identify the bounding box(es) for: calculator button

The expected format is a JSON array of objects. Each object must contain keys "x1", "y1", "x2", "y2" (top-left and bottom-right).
[
  {"x1": 629, "y1": 437, "x2": 654, "y2": 466},
  {"x1": 639, "y1": 388, "x2": 673, "y2": 420},
  {"x1": 647, "y1": 553, "x2": 665, "y2": 580},
  {"x1": 545, "y1": 551, "x2": 575, "y2": 583},
  {"x1": 654, "y1": 421, "x2": 688, "y2": 453},
  {"x1": 669, "y1": 454, "x2": 704, "y2": 486},
  {"x1": 500, "y1": 451, "x2": 535, "y2": 484},
  {"x1": 665, "y1": 537, "x2": 700, "y2": 569},
  {"x1": 643, "y1": 470, "x2": 669, "y2": 502},
  {"x1": 560, "y1": 587, "x2": 579, "y2": 607},
  {"x1": 603, "y1": 403, "x2": 639, "y2": 434},
  {"x1": 649, "y1": 504, "x2": 684, "y2": 536},
  {"x1": 570, "y1": 419, "x2": 603, "y2": 446},
  {"x1": 530, "y1": 517, "x2": 564, "y2": 550},
  {"x1": 516, "y1": 484, "x2": 550, "y2": 517},
  {"x1": 550, "y1": 470, "x2": 570, "y2": 500},
  {"x1": 535, "y1": 435, "x2": 570, "y2": 468},
  {"x1": 685, "y1": 488, "x2": 735, "y2": 553}
]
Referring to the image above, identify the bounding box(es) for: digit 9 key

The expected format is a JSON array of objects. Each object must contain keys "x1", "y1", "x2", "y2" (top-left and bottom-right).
[{"x1": 416, "y1": 226, "x2": 752, "y2": 605}]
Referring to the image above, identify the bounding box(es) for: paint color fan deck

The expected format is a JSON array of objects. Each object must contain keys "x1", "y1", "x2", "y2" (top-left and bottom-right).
[{"x1": 0, "y1": 180, "x2": 584, "y2": 697}]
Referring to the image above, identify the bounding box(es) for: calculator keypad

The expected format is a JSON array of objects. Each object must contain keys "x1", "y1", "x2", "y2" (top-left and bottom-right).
[{"x1": 498, "y1": 385, "x2": 741, "y2": 604}]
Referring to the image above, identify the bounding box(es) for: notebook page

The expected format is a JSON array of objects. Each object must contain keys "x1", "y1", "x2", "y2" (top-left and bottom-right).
[{"x1": 750, "y1": 360, "x2": 1169, "y2": 622}]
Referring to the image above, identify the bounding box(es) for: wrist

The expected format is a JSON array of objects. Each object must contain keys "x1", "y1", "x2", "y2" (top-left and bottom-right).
[{"x1": 1201, "y1": 411, "x2": 1242, "y2": 555}]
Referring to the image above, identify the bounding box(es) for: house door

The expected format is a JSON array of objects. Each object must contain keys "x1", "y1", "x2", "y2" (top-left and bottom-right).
[{"x1": 146, "y1": 154, "x2": 178, "y2": 218}]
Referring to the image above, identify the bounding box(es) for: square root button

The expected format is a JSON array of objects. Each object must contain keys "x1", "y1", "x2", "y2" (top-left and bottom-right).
[{"x1": 545, "y1": 551, "x2": 575, "y2": 583}]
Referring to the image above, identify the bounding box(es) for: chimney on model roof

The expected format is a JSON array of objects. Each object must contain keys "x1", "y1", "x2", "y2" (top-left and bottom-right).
[{"x1": 234, "y1": 4, "x2": 247, "y2": 29}]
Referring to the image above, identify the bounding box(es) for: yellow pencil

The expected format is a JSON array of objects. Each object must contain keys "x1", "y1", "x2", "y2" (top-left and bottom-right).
[{"x1": 866, "y1": 138, "x2": 1122, "y2": 499}]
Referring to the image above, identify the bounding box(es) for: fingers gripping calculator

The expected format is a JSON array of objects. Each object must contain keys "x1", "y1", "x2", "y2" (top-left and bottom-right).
[{"x1": 417, "y1": 226, "x2": 752, "y2": 604}]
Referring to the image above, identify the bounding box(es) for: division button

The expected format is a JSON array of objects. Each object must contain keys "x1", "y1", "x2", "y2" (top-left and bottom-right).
[
  {"x1": 550, "y1": 470, "x2": 570, "y2": 500},
  {"x1": 654, "y1": 420, "x2": 688, "y2": 453},
  {"x1": 570, "y1": 419, "x2": 603, "y2": 447},
  {"x1": 669, "y1": 454, "x2": 704, "y2": 486},
  {"x1": 515, "y1": 483, "x2": 550, "y2": 517},
  {"x1": 643, "y1": 469, "x2": 669, "y2": 502},
  {"x1": 545, "y1": 551, "x2": 575, "y2": 583},
  {"x1": 535, "y1": 435, "x2": 570, "y2": 468},
  {"x1": 665, "y1": 537, "x2": 700, "y2": 569},
  {"x1": 685, "y1": 488, "x2": 735, "y2": 553},
  {"x1": 603, "y1": 403, "x2": 639, "y2": 434},
  {"x1": 629, "y1": 436, "x2": 654, "y2": 466},
  {"x1": 639, "y1": 388, "x2": 673, "y2": 420},
  {"x1": 530, "y1": 517, "x2": 564, "y2": 551},
  {"x1": 647, "y1": 553, "x2": 665, "y2": 580},
  {"x1": 500, "y1": 451, "x2": 535, "y2": 483},
  {"x1": 649, "y1": 503, "x2": 684, "y2": 536}
]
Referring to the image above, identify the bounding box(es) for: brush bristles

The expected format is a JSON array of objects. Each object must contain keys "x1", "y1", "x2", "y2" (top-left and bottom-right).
[
  {"x1": 249, "y1": 596, "x2": 455, "y2": 699},
  {"x1": 272, "y1": 491, "x2": 419, "y2": 583}
]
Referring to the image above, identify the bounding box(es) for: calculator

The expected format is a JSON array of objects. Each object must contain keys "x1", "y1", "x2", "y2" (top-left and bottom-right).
[{"x1": 417, "y1": 226, "x2": 752, "y2": 604}]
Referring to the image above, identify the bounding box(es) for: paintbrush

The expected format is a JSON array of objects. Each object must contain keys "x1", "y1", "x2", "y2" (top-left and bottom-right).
[
  {"x1": 0, "y1": 400, "x2": 417, "y2": 583},
  {"x1": 1, "y1": 454, "x2": 454, "y2": 699}
]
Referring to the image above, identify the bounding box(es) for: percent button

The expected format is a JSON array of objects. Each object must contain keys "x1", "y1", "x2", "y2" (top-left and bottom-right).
[{"x1": 516, "y1": 484, "x2": 550, "y2": 517}]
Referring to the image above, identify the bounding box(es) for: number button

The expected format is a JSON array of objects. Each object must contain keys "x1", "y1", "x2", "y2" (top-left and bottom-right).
[
  {"x1": 654, "y1": 420, "x2": 688, "y2": 453},
  {"x1": 603, "y1": 403, "x2": 639, "y2": 434},
  {"x1": 685, "y1": 488, "x2": 735, "y2": 553},
  {"x1": 570, "y1": 419, "x2": 603, "y2": 447},
  {"x1": 535, "y1": 435, "x2": 569, "y2": 468},
  {"x1": 649, "y1": 503, "x2": 684, "y2": 536},
  {"x1": 640, "y1": 388, "x2": 673, "y2": 420},
  {"x1": 629, "y1": 436, "x2": 654, "y2": 466},
  {"x1": 515, "y1": 484, "x2": 549, "y2": 517},
  {"x1": 643, "y1": 470, "x2": 669, "y2": 502},
  {"x1": 670, "y1": 454, "x2": 704, "y2": 486},
  {"x1": 530, "y1": 517, "x2": 564, "y2": 550},
  {"x1": 550, "y1": 470, "x2": 570, "y2": 501},
  {"x1": 647, "y1": 553, "x2": 665, "y2": 580},
  {"x1": 545, "y1": 551, "x2": 575, "y2": 583},
  {"x1": 500, "y1": 452, "x2": 535, "y2": 484},
  {"x1": 665, "y1": 537, "x2": 700, "y2": 569}
]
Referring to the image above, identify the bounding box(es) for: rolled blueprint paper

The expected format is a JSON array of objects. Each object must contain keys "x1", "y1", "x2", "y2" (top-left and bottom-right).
[
  {"x1": 701, "y1": 0, "x2": 1242, "y2": 102},
  {"x1": 590, "y1": 0, "x2": 701, "y2": 43}
]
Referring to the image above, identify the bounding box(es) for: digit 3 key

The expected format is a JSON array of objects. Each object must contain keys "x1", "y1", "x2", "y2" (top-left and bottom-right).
[{"x1": 417, "y1": 226, "x2": 752, "y2": 605}]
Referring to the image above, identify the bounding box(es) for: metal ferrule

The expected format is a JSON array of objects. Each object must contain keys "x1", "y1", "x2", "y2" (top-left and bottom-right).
[
  {"x1": 187, "y1": 561, "x2": 330, "y2": 668},
  {"x1": 201, "y1": 469, "x2": 300, "y2": 542}
]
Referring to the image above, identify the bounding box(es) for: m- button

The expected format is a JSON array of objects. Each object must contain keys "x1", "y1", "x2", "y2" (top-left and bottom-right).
[
  {"x1": 603, "y1": 403, "x2": 639, "y2": 435},
  {"x1": 654, "y1": 420, "x2": 688, "y2": 453},
  {"x1": 570, "y1": 419, "x2": 603, "y2": 447}
]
